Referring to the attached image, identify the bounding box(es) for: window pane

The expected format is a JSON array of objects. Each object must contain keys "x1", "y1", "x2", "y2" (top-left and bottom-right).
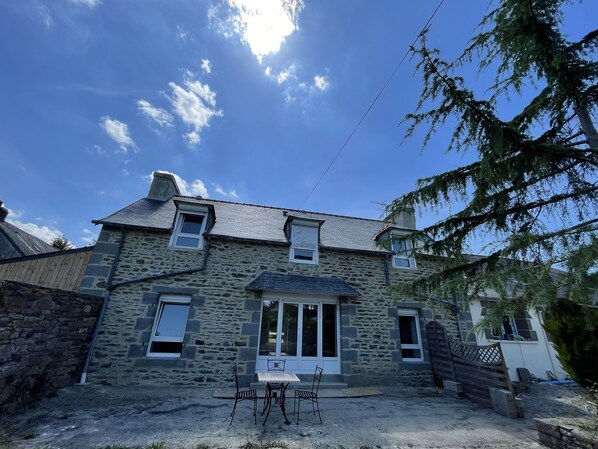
[
  {"x1": 293, "y1": 225, "x2": 317, "y2": 250},
  {"x1": 401, "y1": 348, "x2": 421, "y2": 359},
  {"x1": 294, "y1": 248, "x2": 314, "y2": 261},
  {"x1": 281, "y1": 303, "x2": 298, "y2": 356},
  {"x1": 302, "y1": 304, "x2": 318, "y2": 357},
  {"x1": 398, "y1": 315, "x2": 418, "y2": 344},
  {"x1": 394, "y1": 257, "x2": 411, "y2": 268},
  {"x1": 150, "y1": 341, "x2": 183, "y2": 354},
  {"x1": 392, "y1": 240, "x2": 407, "y2": 253},
  {"x1": 322, "y1": 304, "x2": 337, "y2": 357},
  {"x1": 259, "y1": 300, "x2": 279, "y2": 356},
  {"x1": 155, "y1": 303, "x2": 190, "y2": 338},
  {"x1": 180, "y1": 214, "x2": 204, "y2": 234},
  {"x1": 176, "y1": 236, "x2": 200, "y2": 248}
]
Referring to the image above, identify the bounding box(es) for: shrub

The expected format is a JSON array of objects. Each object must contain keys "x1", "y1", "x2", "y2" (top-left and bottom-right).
[{"x1": 543, "y1": 300, "x2": 598, "y2": 386}]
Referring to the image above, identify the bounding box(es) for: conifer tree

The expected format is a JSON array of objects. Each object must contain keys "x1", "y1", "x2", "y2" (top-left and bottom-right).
[{"x1": 387, "y1": 0, "x2": 597, "y2": 322}]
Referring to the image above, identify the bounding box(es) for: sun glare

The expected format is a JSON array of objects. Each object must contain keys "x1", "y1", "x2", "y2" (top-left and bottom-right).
[{"x1": 228, "y1": 0, "x2": 304, "y2": 62}]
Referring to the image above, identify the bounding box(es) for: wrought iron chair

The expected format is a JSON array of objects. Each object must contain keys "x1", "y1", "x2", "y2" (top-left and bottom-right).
[
  {"x1": 229, "y1": 364, "x2": 257, "y2": 425},
  {"x1": 293, "y1": 365, "x2": 323, "y2": 424},
  {"x1": 266, "y1": 358, "x2": 286, "y2": 404}
]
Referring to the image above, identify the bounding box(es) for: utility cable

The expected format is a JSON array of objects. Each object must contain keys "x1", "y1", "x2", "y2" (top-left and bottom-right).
[{"x1": 298, "y1": 0, "x2": 446, "y2": 210}]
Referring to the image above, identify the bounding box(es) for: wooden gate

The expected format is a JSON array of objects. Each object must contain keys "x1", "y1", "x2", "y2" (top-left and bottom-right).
[
  {"x1": 426, "y1": 321, "x2": 455, "y2": 387},
  {"x1": 425, "y1": 321, "x2": 514, "y2": 408}
]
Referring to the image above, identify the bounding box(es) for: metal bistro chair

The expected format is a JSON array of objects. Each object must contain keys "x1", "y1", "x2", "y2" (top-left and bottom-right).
[
  {"x1": 230, "y1": 364, "x2": 257, "y2": 425},
  {"x1": 266, "y1": 358, "x2": 286, "y2": 404},
  {"x1": 293, "y1": 365, "x2": 323, "y2": 424}
]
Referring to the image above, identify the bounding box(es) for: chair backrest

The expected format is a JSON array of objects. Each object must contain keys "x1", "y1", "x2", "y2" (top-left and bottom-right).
[
  {"x1": 233, "y1": 363, "x2": 240, "y2": 393},
  {"x1": 311, "y1": 366, "x2": 323, "y2": 394},
  {"x1": 267, "y1": 358, "x2": 286, "y2": 372}
]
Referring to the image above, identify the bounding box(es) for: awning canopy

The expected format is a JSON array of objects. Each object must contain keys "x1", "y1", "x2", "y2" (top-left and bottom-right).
[{"x1": 246, "y1": 271, "x2": 361, "y2": 298}]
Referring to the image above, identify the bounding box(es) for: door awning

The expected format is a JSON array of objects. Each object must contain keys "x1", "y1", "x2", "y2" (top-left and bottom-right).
[{"x1": 246, "y1": 271, "x2": 361, "y2": 298}]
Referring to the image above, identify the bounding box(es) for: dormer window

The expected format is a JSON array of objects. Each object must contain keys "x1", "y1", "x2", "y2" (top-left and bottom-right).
[
  {"x1": 392, "y1": 235, "x2": 416, "y2": 269},
  {"x1": 290, "y1": 220, "x2": 319, "y2": 264},
  {"x1": 170, "y1": 204, "x2": 208, "y2": 249}
]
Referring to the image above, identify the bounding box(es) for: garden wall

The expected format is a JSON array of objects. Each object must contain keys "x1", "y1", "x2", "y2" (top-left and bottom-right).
[
  {"x1": 536, "y1": 418, "x2": 598, "y2": 449},
  {"x1": 0, "y1": 280, "x2": 101, "y2": 414}
]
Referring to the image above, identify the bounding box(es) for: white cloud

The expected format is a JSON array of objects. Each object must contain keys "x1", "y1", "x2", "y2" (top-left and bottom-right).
[
  {"x1": 176, "y1": 25, "x2": 189, "y2": 41},
  {"x1": 167, "y1": 73, "x2": 223, "y2": 147},
  {"x1": 209, "y1": 0, "x2": 304, "y2": 63},
  {"x1": 69, "y1": 0, "x2": 101, "y2": 6},
  {"x1": 81, "y1": 228, "x2": 98, "y2": 246},
  {"x1": 6, "y1": 209, "x2": 63, "y2": 245},
  {"x1": 314, "y1": 75, "x2": 329, "y2": 91},
  {"x1": 149, "y1": 171, "x2": 210, "y2": 198},
  {"x1": 214, "y1": 184, "x2": 239, "y2": 198},
  {"x1": 137, "y1": 99, "x2": 174, "y2": 128},
  {"x1": 122, "y1": 169, "x2": 130, "y2": 176},
  {"x1": 99, "y1": 116, "x2": 137, "y2": 153},
  {"x1": 277, "y1": 65, "x2": 296, "y2": 84},
  {"x1": 201, "y1": 58, "x2": 212, "y2": 74},
  {"x1": 38, "y1": 5, "x2": 53, "y2": 28}
]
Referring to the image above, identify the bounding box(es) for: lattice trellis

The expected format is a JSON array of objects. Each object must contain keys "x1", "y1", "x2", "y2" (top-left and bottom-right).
[{"x1": 448, "y1": 338, "x2": 503, "y2": 364}]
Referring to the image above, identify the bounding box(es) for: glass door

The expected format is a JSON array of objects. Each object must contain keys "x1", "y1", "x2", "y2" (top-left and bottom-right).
[{"x1": 257, "y1": 297, "x2": 339, "y2": 374}]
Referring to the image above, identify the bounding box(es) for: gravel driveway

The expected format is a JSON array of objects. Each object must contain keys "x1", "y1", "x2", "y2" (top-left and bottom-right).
[{"x1": 0, "y1": 383, "x2": 589, "y2": 449}]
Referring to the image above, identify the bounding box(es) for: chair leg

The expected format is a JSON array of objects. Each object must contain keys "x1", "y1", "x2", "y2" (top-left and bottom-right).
[
  {"x1": 315, "y1": 398, "x2": 322, "y2": 424},
  {"x1": 296, "y1": 398, "x2": 301, "y2": 424},
  {"x1": 253, "y1": 398, "x2": 257, "y2": 424},
  {"x1": 229, "y1": 398, "x2": 238, "y2": 425}
]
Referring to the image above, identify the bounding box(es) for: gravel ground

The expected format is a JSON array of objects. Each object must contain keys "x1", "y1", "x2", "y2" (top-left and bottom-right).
[{"x1": 0, "y1": 383, "x2": 591, "y2": 449}]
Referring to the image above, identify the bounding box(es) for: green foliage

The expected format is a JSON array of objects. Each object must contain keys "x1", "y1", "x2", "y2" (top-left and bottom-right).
[
  {"x1": 50, "y1": 235, "x2": 73, "y2": 251},
  {"x1": 241, "y1": 441, "x2": 290, "y2": 449},
  {"x1": 543, "y1": 300, "x2": 598, "y2": 386},
  {"x1": 387, "y1": 0, "x2": 598, "y2": 318}
]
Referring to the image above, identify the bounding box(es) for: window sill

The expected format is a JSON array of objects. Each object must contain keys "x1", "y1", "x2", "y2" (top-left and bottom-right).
[
  {"x1": 489, "y1": 339, "x2": 538, "y2": 344},
  {"x1": 168, "y1": 245, "x2": 204, "y2": 251}
]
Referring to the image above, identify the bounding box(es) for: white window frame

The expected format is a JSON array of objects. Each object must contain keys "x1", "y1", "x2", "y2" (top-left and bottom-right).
[
  {"x1": 289, "y1": 220, "x2": 319, "y2": 265},
  {"x1": 397, "y1": 309, "x2": 424, "y2": 362},
  {"x1": 169, "y1": 205, "x2": 208, "y2": 250},
  {"x1": 391, "y1": 233, "x2": 416, "y2": 269},
  {"x1": 147, "y1": 295, "x2": 191, "y2": 358}
]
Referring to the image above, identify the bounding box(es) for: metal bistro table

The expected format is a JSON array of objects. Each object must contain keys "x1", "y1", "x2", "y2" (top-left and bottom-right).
[{"x1": 257, "y1": 371, "x2": 300, "y2": 425}]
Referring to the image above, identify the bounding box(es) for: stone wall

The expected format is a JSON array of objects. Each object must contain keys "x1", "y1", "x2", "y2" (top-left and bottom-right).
[
  {"x1": 0, "y1": 280, "x2": 101, "y2": 414},
  {"x1": 536, "y1": 418, "x2": 598, "y2": 449},
  {"x1": 82, "y1": 225, "x2": 458, "y2": 387}
]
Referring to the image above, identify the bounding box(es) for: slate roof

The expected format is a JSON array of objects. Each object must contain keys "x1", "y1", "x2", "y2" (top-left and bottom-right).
[
  {"x1": 0, "y1": 220, "x2": 57, "y2": 259},
  {"x1": 246, "y1": 272, "x2": 361, "y2": 297},
  {"x1": 94, "y1": 195, "x2": 396, "y2": 253}
]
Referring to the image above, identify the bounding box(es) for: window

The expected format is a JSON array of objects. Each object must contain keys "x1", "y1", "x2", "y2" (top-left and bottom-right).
[
  {"x1": 147, "y1": 295, "x2": 191, "y2": 357},
  {"x1": 290, "y1": 221, "x2": 319, "y2": 264},
  {"x1": 490, "y1": 315, "x2": 519, "y2": 341},
  {"x1": 392, "y1": 236, "x2": 415, "y2": 269},
  {"x1": 170, "y1": 208, "x2": 207, "y2": 249},
  {"x1": 397, "y1": 310, "x2": 423, "y2": 361}
]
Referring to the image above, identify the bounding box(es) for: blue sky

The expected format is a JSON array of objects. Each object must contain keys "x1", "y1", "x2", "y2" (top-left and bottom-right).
[{"x1": 0, "y1": 0, "x2": 595, "y2": 248}]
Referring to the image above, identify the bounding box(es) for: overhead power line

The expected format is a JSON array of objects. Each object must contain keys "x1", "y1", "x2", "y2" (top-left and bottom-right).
[{"x1": 298, "y1": 0, "x2": 446, "y2": 210}]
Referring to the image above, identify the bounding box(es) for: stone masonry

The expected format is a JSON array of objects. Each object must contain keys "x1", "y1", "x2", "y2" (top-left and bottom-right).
[
  {"x1": 80, "y1": 224, "x2": 459, "y2": 388},
  {"x1": 0, "y1": 280, "x2": 102, "y2": 414}
]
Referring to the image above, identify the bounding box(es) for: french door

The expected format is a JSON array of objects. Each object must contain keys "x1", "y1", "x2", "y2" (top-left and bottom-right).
[{"x1": 256, "y1": 295, "x2": 340, "y2": 374}]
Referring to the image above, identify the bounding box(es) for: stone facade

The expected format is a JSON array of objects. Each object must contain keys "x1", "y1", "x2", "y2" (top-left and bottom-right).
[
  {"x1": 0, "y1": 280, "x2": 102, "y2": 414},
  {"x1": 81, "y1": 223, "x2": 459, "y2": 387}
]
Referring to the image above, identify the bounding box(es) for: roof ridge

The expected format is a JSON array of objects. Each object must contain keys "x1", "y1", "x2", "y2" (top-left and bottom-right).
[{"x1": 174, "y1": 195, "x2": 389, "y2": 224}]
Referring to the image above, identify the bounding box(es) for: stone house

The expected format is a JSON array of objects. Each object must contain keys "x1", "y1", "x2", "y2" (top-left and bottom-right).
[{"x1": 78, "y1": 172, "x2": 462, "y2": 387}]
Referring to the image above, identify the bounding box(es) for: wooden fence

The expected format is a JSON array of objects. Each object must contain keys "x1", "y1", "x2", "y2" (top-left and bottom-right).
[
  {"x1": 0, "y1": 247, "x2": 93, "y2": 292},
  {"x1": 426, "y1": 321, "x2": 514, "y2": 408}
]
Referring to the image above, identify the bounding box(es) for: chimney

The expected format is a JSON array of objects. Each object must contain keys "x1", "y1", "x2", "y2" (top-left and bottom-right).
[
  {"x1": 389, "y1": 207, "x2": 416, "y2": 230},
  {"x1": 0, "y1": 201, "x2": 8, "y2": 222},
  {"x1": 147, "y1": 172, "x2": 181, "y2": 201}
]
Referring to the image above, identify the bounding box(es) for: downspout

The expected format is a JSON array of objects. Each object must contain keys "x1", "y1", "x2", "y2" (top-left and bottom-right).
[
  {"x1": 79, "y1": 226, "x2": 125, "y2": 384},
  {"x1": 108, "y1": 235, "x2": 211, "y2": 291}
]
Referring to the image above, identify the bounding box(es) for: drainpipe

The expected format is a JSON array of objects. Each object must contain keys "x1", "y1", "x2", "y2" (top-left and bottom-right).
[{"x1": 79, "y1": 226, "x2": 125, "y2": 384}]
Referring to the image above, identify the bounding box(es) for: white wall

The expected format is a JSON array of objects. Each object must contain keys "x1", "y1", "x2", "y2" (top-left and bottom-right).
[{"x1": 468, "y1": 300, "x2": 567, "y2": 381}]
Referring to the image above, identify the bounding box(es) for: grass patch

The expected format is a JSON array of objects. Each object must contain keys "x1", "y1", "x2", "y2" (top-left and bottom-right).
[{"x1": 241, "y1": 441, "x2": 290, "y2": 449}]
